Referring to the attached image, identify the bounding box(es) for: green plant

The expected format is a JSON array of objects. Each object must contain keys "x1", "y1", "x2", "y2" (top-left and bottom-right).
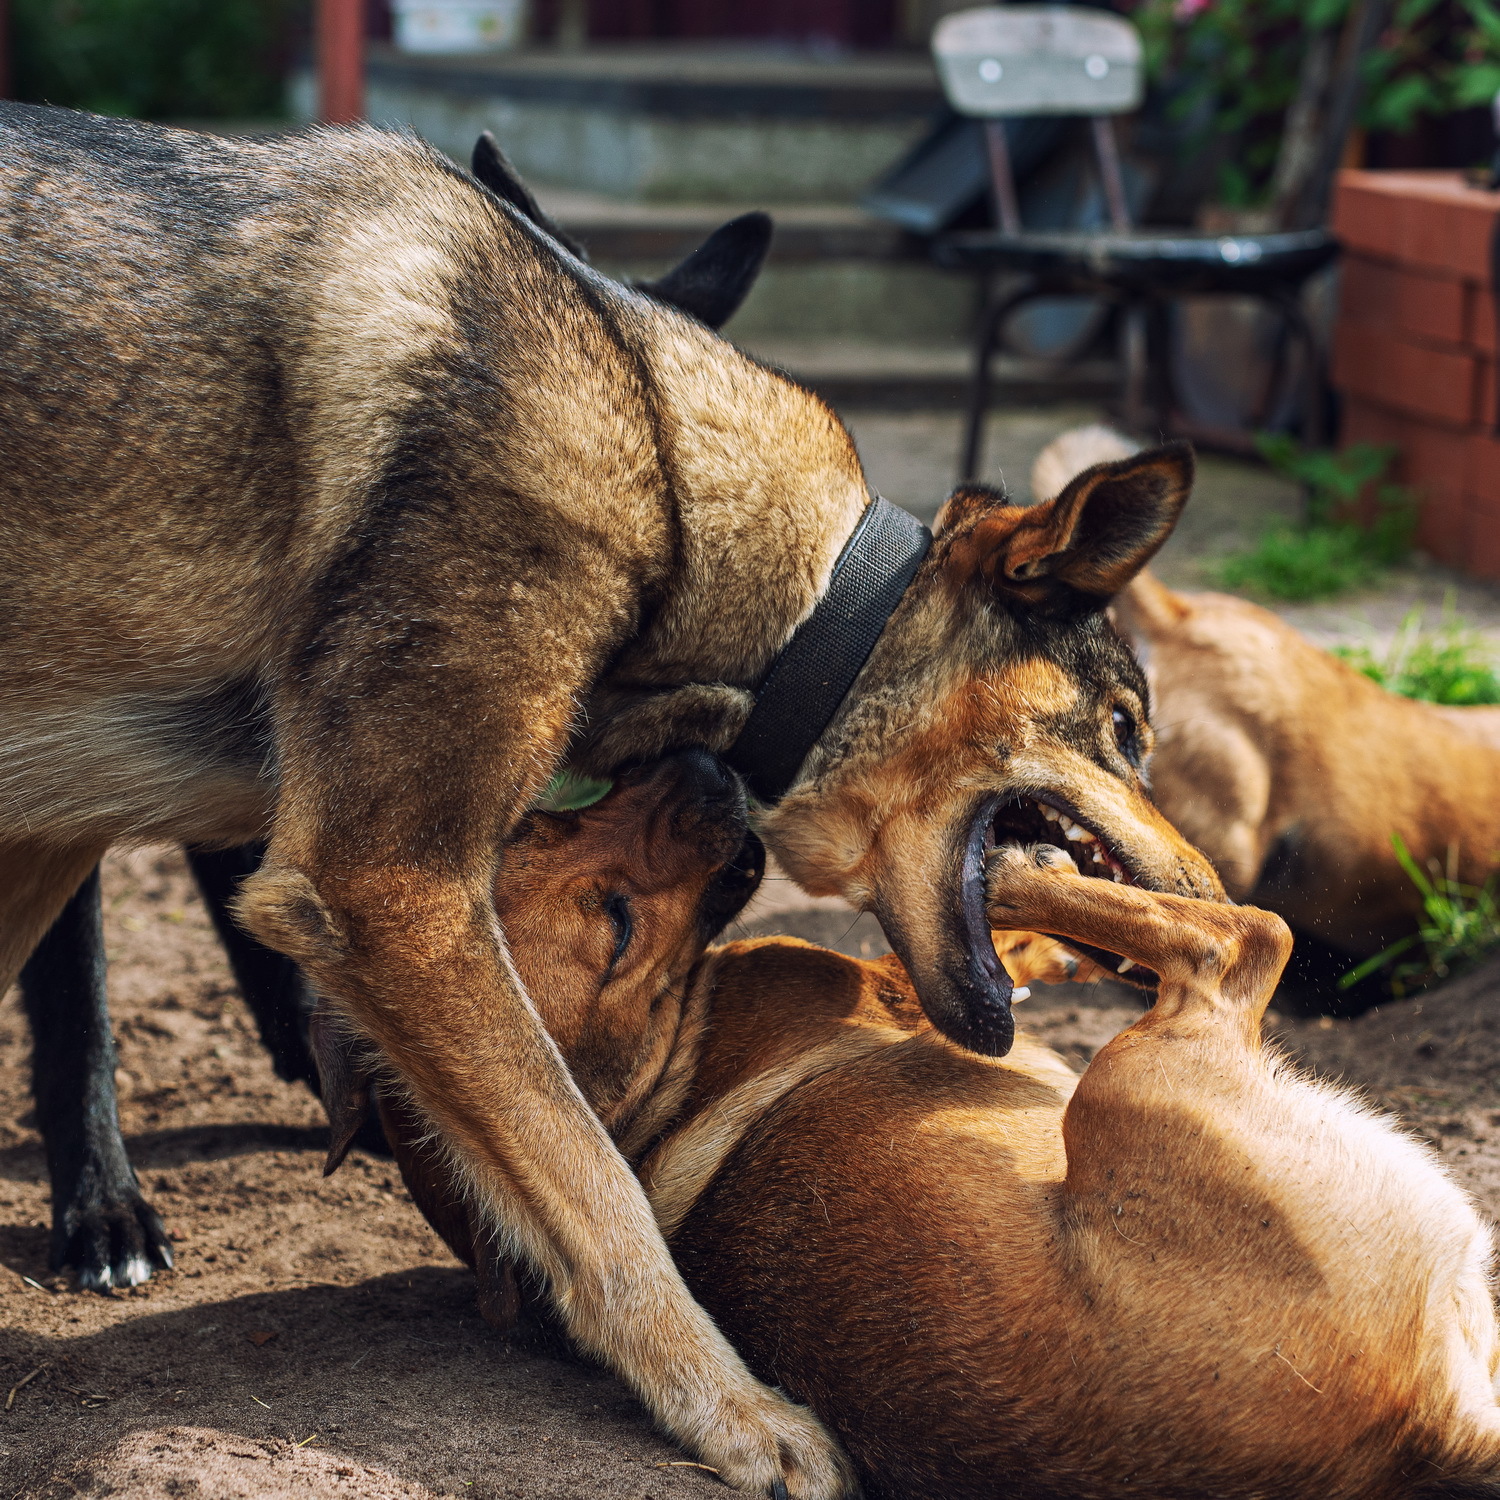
[
  {"x1": 1133, "y1": 0, "x2": 1500, "y2": 210},
  {"x1": 537, "y1": 772, "x2": 615, "y2": 812},
  {"x1": 13, "y1": 0, "x2": 299, "y2": 120},
  {"x1": 1217, "y1": 522, "x2": 1383, "y2": 599},
  {"x1": 1332, "y1": 601, "x2": 1500, "y2": 704},
  {"x1": 1341, "y1": 834, "x2": 1500, "y2": 996},
  {"x1": 1214, "y1": 437, "x2": 1415, "y2": 600}
]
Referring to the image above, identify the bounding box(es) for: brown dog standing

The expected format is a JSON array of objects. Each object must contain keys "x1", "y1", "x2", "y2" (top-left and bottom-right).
[{"x1": 0, "y1": 108, "x2": 1218, "y2": 1490}]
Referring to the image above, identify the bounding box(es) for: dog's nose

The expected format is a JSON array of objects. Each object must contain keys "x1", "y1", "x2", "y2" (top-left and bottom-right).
[
  {"x1": 659, "y1": 748, "x2": 751, "y2": 861},
  {"x1": 666, "y1": 746, "x2": 741, "y2": 805}
]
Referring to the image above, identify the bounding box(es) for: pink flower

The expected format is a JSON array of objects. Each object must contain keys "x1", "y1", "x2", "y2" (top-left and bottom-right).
[{"x1": 1176, "y1": 0, "x2": 1210, "y2": 19}]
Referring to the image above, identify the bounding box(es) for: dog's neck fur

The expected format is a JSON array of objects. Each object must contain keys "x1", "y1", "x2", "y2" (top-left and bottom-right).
[
  {"x1": 632, "y1": 941, "x2": 927, "y2": 1235},
  {"x1": 610, "y1": 308, "x2": 871, "y2": 686},
  {"x1": 561, "y1": 296, "x2": 873, "y2": 773}
]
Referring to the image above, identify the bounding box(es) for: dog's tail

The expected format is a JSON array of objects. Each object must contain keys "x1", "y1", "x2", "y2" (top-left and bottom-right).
[
  {"x1": 1031, "y1": 425, "x2": 1191, "y2": 642},
  {"x1": 1029, "y1": 422, "x2": 1139, "y2": 503}
]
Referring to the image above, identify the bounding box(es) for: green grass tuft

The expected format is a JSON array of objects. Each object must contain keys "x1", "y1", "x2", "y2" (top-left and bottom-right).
[
  {"x1": 1214, "y1": 437, "x2": 1415, "y2": 602},
  {"x1": 1342, "y1": 835, "x2": 1500, "y2": 997},
  {"x1": 1332, "y1": 602, "x2": 1500, "y2": 705},
  {"x1": 1218, "y1": 523, "x2": 1382, "y2": 601}
]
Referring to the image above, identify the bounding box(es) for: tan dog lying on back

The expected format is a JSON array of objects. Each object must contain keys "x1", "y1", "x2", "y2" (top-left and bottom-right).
[
  {"x1": 379, "y1": 751, "x2": 1500, "y2": 1499},
  {"x1": 1036, "y1": 425, "x2": 1500, "y2": 959}
]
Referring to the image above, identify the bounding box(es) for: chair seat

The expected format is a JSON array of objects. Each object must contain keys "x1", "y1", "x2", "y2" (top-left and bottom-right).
[{"x1": 934, "y1": 226, "x2": 1339, "y2": 294}]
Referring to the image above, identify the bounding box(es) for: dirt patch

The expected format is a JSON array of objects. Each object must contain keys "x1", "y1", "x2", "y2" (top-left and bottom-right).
[{"x1": 6, "y1": 848, "x2": 1500, "y2": 1497}]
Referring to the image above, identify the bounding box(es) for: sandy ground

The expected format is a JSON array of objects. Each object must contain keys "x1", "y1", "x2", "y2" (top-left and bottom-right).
[
  {"x1": 8, "y1": 845, "x2": 1500, "y2": 1499},
  {"x1": 11, "y1": 410, "x2": 1500, "y2": 1496}
]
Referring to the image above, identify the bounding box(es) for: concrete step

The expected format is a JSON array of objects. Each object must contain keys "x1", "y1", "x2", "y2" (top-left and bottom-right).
[
  {"x1": 293, "y1": 42, "x2": 943, "y2": 203},
  {"x1": 533, "y1": 185, "x2": 973, "y2": 344},
  {"x1": 733, "y1": 338, "x2": 1118, "y2": 410},
  {"x1": 535, "y1": 184, "x2": 921, "y2": 262}
]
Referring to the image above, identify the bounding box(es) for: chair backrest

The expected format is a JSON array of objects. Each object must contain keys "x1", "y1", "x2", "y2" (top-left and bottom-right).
[{"x1": 933, "y1": 6, "x2": 1143, "y2": 118}]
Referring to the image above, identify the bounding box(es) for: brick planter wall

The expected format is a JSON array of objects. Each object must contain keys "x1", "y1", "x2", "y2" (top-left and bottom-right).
[{"x1": 1331, "y1": 170, "x2": 1500, "y2": 576}]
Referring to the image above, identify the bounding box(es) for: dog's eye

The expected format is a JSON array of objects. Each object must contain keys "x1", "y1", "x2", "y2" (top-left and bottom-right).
[
  {"x1": 1111, "y1": 707, "x2": 1138, "y2": 758},
  {"x1": 605, "y1": 893, "x2": 633, "y2": 970}
]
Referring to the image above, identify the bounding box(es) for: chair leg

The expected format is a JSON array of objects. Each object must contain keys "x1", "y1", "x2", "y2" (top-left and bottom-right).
[
  {"x1": 1148, "y1": 299, "x2": 1175, "y2": 439},
  {"x1": 1119, "y1": 299, "x2": 1150, "y2": 434},
  {"x1": 1270, "y1": 287, "x2": 1326, "y2": 446},
  {"x1": 960, "y1": 278, "x2": 1042, "y2": 483}
]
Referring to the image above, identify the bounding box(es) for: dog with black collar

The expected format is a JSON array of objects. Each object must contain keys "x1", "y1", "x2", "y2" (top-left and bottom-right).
[{"x1": 1, "y1": 108, "x2": 1217, "y2": 1495}]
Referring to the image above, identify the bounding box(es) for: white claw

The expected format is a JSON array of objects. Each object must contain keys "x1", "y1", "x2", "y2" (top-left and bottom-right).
[
  {"x1": 1117, "y1": 958, "x2": 1136, "y2": 974},
  {"x1": 1012, "y1": 986, "x2": 1031, "y2": 1002}
]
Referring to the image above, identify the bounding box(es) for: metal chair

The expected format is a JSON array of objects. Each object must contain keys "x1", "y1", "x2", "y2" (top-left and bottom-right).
[{"x1": 931, "y1": 6, "x2": 1340, "y2": 479}]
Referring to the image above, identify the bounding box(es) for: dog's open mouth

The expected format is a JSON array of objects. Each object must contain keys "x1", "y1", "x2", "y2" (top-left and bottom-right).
[
  {"x1": 978, "y1": 794, "x2": 1159, "y2": 990},
  {"x1": 984, "y1": 794, "x2": 1135, "y2": 885}
]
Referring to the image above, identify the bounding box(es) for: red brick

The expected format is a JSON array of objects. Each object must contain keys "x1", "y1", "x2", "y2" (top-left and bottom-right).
[
  {"x1": 1403, "y1": 419, "x2": 1471, "y2": 495},
  {"x1": 1481, "y1": 358, "x2": 1497, "y2": 432},
  {"x1": 1469, "y1": 430, "x2": 1500, "y2": 506},
  {"x1": 1341, "y1": 394, "x2": 1409, "y2": 450},
  {"x1": 1464, "y1": 492, "x2": 1500, "y2": 578},
  {"x1": 1334, "y1": 170, "x2": 1500, "y2": 279},
  {"x1": 1339, "y1": 255, "x2": 1398, "y2": 329},
  {"x1": 1341, "y1": 254, "x2": 1472, "y2": 349},
  {"x1": 1471, "y1": 285, "x2": 1499, "y2": 356},
  {"x1": 1395, "y1": 265, "x2": 1468, "y2": 346},
  {"x1": 1333, "y1": 321, "x2": 1480, "y2": 427},
  {"x1": 1415, "y1": 482, "x2": 1469, "y2": 567},
  {"x1": 1333, "y1": 175, "x2": 1403, "y2": 260}
]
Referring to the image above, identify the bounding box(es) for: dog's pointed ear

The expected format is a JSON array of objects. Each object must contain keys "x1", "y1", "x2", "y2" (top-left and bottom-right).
[
  {"x1": 309, "y1": 1002, "x2": 374, "y2": 1176},
  {"x1": 471, "y1": 131, "x2": 590, "y2": 261},
  {"x1": 637, "y1": 211, "x2": 772, "y2": 329},
  {"x1": 947, "y1": 443, "x2": 1193, "y2": 607}
]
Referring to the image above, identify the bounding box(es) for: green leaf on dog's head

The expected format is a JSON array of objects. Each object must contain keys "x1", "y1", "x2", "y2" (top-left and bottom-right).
[{"x1": 536, "y1": 772, "x2": 615, "y2": 813}]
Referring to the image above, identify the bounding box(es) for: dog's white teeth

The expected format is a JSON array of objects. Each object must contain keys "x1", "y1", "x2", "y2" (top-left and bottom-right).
[
  {"x1": 1091, "y1": 849, "x2": 1105, "y2": 864},
  {"x1": 1039, "y1": 804, "x2": 1060, "y2": 822},
  {"x1": 1117, "y1": 958, "x2": 1135, "y2": 974},
  {"x1": 1064, "y1": 824, "x2": 1091, "y2": 842},
  {"x1": 1112, "y1": 870, "x2": 1125, "y2": 883}
]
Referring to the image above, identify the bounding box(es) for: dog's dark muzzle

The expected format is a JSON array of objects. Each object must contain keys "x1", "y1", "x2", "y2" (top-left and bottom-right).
[{"x1": 875, "y1": 796, "x2": 1017, "y2": 1058}]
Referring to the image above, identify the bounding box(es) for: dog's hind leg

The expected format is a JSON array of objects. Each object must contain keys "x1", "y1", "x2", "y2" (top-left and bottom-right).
[
  {"x1": 0, "y1": 838, "x2": 109, "y2": 995},
  {"x1": 19, "y1": 865, "x2": 174, "y2": 1290}
]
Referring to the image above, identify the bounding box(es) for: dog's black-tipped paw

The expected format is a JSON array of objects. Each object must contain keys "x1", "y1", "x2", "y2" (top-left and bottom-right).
[{"x1": 55, "y1": 1194, "x2": 174, "y2": 1293}]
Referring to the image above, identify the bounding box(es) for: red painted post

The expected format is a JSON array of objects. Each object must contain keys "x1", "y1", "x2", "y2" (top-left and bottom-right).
[{"x1": 318, "y1": 0, "x2": 364, "y2": 125}]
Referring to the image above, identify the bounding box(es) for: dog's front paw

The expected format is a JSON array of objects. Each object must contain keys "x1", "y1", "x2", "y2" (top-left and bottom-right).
[
  {"x1": 985, "y1": 842, "x2": 1079, "y2": 930},
  {"x1": 687, "y1": 1388, "x2": 855, "y2": 1499},
  {"x1": 54, "y1": 1188, "x2": 174, "y2": 1293}
]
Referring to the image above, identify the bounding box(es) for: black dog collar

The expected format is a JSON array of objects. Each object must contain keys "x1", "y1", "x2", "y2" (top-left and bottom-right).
[{"x1": 726, "y1": 496, "x2": 932, "y2": 804}]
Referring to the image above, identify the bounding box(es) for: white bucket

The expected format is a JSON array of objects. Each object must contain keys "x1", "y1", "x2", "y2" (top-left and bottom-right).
[{"x1": 392, "y1": 0, "x2": 526, "y2": 53}]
